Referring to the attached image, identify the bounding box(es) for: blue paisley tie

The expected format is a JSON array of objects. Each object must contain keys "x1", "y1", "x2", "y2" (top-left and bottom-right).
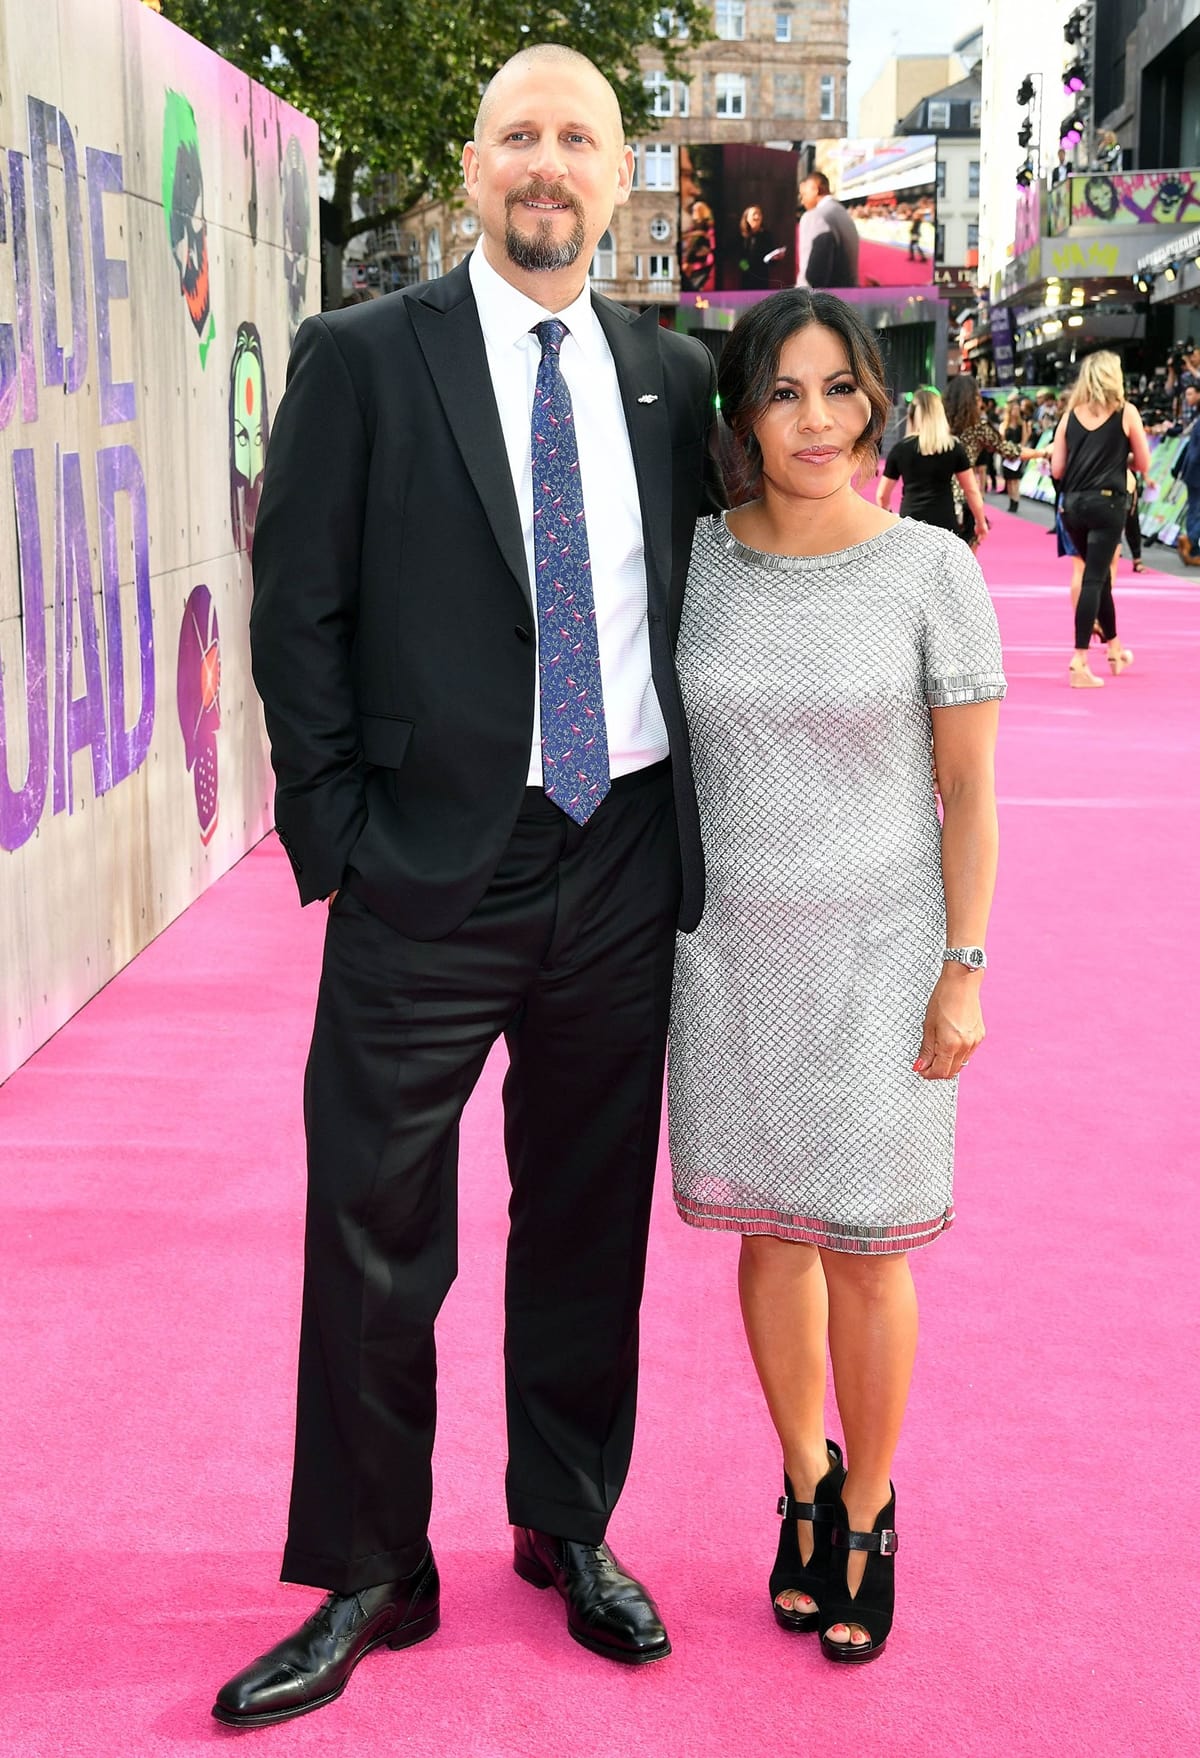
[{"x1": 531, "y1": 318, "x2": 610, "y2": 825}]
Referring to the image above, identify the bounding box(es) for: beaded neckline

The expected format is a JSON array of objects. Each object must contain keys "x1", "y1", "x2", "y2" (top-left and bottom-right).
[{"x1": 714, "y1": 510, "x2": 911, "y2": 572}]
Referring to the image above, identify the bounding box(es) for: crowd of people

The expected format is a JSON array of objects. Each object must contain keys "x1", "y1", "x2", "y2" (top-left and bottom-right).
[{"x1": 878, "y1": 353, "x2": 1165, "y2": 688}]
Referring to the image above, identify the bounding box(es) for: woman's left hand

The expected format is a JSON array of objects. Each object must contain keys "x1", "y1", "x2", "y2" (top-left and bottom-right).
[{"x1": 913, "y1": 970, "x2": 985, "y2": 1079}]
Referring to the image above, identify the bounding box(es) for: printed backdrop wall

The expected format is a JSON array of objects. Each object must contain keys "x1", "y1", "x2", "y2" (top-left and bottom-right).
[{"x1": 0, "y1": 0, "x2": 319, "y2": 1081}]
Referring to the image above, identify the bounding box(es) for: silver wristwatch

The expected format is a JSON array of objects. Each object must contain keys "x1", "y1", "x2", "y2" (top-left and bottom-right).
[{"x1": 943, "y1": 946, "x2": 987, "y2": 972}]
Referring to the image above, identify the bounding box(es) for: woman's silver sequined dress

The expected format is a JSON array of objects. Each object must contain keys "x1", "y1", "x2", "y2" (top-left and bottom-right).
[{"x1": 668, "y1": 515, "x2": 1006, "y2": 1253}]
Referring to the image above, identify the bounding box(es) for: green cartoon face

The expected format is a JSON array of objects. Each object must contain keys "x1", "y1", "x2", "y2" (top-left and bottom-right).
[
  {"x1": 229, "y1": 323, "x2": 270, "y2": 557},
  {"x1": 233, "y1": 350, "x2": 266, "y2": 484}
]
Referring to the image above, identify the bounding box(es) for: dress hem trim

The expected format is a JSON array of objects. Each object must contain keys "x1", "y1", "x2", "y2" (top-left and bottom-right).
[{"x1": 674, "y1": 1194, "x2": 954, "y2": 1255}]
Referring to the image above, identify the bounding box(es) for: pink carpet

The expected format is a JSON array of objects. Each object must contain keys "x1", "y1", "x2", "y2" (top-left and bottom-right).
[{"x1": 2, "y1": 505, "x2": 1198, "y2": 1755}]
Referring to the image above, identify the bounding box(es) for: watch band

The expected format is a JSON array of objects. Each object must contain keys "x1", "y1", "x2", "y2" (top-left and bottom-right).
[{"x1": 943, "y1": 946, "x2": 987, "y2": 971}]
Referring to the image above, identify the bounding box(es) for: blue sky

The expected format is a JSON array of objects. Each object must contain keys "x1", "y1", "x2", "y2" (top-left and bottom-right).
[{"x1": 848, "y1": 1, "x2": 980, "y2": 134}]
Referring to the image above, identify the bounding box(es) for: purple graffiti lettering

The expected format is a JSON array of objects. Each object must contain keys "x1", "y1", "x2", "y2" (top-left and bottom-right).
[
  {"x1": 86, "y1": 148, "x2": 135, "y2": 427},
  {"x1": 96, "y1": 446, "x2": 154, "y2": 784},
  {"x1": 0, "y1": 167, "x2": 16, "y2": 429},
  {"x1": 53, "y1": 449, "x2": 110, "y2": 813},
  {"x1": 0, "y1": 451, "x2": 50, "y2": 850},
  {"x1": 28, "y1": 97, "x2": 88, "y2": 395},
  {"x1": 7, "y1": 149, "x2": 37, "y2": 423}
]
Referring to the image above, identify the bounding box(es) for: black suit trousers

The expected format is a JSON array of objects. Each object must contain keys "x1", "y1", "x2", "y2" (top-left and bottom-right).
[{"x1": 282, "y1": 763, "x2": 681, "y2": 1594}]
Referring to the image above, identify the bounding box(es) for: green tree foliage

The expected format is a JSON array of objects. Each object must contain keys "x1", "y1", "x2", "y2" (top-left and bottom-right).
[{"x1": 161, "y1": 1, "x2": 710, "y2": 248}]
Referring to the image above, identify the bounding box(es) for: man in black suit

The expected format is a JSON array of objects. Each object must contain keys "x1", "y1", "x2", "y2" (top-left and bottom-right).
[{"x1": 213, "y1": 43, "x2": 717, "y2": 1728}]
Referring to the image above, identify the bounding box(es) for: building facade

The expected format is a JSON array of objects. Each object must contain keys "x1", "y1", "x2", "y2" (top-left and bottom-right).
[
  {"x1": 898, "y1": 71, "x2": 982, "y2": 280},
  {"x1": 359, "y1": 2, "x2": 849, "y2": 310},
  {"x1": 857, "y1": 53, "x2": 967, "y2": 139},
  {"x1": 976, "y1": 0, "x2": 1200, "y2": 383}
]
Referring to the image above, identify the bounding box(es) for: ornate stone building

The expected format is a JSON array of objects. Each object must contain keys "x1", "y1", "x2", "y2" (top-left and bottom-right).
[{"x1": 357, "y1": 2, "x2": 849, "y2": 310}]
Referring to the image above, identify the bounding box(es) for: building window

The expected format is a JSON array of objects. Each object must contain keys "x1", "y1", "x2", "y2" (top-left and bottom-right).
[
  {"x1": 649, "y1": 255, "x2": 673, "y2": 281},
  {"x1": 936, "y1": 158, "x2": 946, "y2": 197},
  {"x1": 776, "y1": 12, "x2": 792, "y2": 41},
  {"x1": 649, "y1": 215, "x2": 672, "y2": 242},
  {"x1": 820, "y1": 75, "x2": 836, "y2": 121},
  {"x1": 715, "y1": 74, "x2": 747, "y2": 119},
  {"x1": 715, "y1": 0, "x2": 745, "y2": 40},
  {"x1": 634, "y1": 254, "x2": 645, "y2": 279},
  {"x1": 640, "y1": 141, "x2": 677, "y2": 190},
  {"x1": 968, "y1": 160, "x2": 980, "y2": 199},
  {"x1": 591, "y1": 230, "x2": 616, "y2": 280},
  {"x1": 935, "y1": 223, "x2": 945, "y2": 261},
  {"x1": 970, "y1": 100, "x2": 982, "y2": 129},
  {"x1": 427, "y1": 228, "x2": 441, "y2": 278},
  {"x1": 653, "y1": 7, "x2": 687, "y2": 36},
  {"x1": 927, "y1": 100, "x2": 951, "y2": 131},
  {"x1": 678, "y1": 81, "x2": 690, "y2": 119},
  {"x1": 645, "y1": 71, "x2": 673, "y2": 117},
  {"x1": 967, "y1": 221, "x2": 979, "y2": 253}
]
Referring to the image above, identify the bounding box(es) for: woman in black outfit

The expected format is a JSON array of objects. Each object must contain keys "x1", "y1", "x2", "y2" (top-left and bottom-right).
[
  {"x1": 1000, "y1": 398, "x2": 1030, "y2": 511},
  {"x1": 876, "y1": 389, "x2": 989, "y2": 542},
  {"x1": 1051, "y1": 351, "x2": 1151, "y2": 687}
]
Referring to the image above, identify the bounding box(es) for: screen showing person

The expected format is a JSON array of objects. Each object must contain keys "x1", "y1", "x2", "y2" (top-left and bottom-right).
[
  {"x1": 678, "y1": 143, "x2": 798, "y2": 293},
  {"x1": 800, "y1": 138, "x2": 937, "y2": 289}
]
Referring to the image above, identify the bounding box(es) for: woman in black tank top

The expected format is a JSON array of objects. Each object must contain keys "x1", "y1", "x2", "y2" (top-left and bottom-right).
[{"x1": 1051, "y1": 352, "x2": 1151, "y2": 687}]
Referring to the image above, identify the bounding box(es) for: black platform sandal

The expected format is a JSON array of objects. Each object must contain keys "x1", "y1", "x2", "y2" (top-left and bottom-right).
[
  {"x1": 818, "y1": 1487, "x2": 898, "y2": 1665},
  {"x1": 769, "y1": 1441, "x2": 845, "y2": 1633}
]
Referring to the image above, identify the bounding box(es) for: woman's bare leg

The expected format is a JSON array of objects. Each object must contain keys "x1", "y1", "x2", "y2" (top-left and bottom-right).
[
  {"x1": 819, "y1": 1248, "x2": 918, "y2": 1647},
  {"x1": 738, "y1": 1235, "x2": 831, "y2": 1616}
]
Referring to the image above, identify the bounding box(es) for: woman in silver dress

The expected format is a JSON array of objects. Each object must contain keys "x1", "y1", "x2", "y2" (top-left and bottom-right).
[{"x1": 668, "y1": 291, "x2": 1005, "y2": 1664}]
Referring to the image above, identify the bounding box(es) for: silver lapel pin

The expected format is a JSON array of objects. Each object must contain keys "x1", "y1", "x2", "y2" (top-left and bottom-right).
[{"x1": 637, "y1": 393, "x2": 658, "y2": 404}]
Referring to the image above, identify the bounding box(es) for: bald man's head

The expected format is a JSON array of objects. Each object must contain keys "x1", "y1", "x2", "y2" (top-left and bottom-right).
[{"x1": 473, "y1": 44, "x2": 624, "y2": 145}]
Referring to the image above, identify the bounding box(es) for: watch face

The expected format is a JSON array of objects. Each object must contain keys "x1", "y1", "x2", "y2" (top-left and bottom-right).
[{"x1": 969, "y1": 948, "x2": 984, "y2": 967}]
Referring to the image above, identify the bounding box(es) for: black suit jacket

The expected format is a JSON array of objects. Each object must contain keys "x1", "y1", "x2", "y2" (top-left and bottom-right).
[{"x1": 250, "y1": 256, "x2": 718, "y2": 939}]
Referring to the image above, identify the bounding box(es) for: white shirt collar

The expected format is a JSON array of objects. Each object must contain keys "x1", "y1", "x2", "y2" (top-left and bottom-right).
[{"x1": 469, "y1": 242, "x2": 604, "y2": 360}]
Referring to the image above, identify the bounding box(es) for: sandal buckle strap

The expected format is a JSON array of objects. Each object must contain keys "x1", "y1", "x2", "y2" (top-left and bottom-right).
[
  {"x1": 831, "y1": 1526, "x2": 899, "y2": 1555},
  {"x1": 777, "y1": 1495, "x2": 837, "y2": 1522}
]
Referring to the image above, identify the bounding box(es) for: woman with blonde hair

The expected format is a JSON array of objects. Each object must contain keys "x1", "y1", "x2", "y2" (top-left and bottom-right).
[
  {"x1": 1051, "y1": 350, "x2": 1151, "y2": 687},
  {"x1": 877, "y1": 388, "x2": 987, "y2": 539}
]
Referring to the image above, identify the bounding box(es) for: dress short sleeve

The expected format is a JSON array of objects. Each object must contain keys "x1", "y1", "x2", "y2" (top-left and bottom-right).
[
  {"x1": 948, "y1": 440, "x2": 971, "y2": 473},
  {"x1": 922, "y1": 532, "x2": 1008, "y2": 707},
  {"x1": 883, "y1": 439, "x2": 906, "y2": 479}
]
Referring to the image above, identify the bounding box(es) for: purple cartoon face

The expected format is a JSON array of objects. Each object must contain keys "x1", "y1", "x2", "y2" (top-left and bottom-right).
[{"x1": 177, "y1": 584, "x2": 221, "y2": 844}]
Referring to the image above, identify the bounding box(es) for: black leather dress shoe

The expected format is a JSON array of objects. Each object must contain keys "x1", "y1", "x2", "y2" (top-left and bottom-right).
[
  {"x1": 211, "y1": 1549, "x2": 439, "y2": 1728},
  {"x1": 513, "y1": 1528, "x2": 671, "y2": 1664}
]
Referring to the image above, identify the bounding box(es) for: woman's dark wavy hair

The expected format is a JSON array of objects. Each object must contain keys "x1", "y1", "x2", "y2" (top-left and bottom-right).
[
  {"x1": 716, "y1": 289, "x2": 891, "y2": 505},
  {"x1": 943, "y1": 371, "x2": 982, "y2": 437}
]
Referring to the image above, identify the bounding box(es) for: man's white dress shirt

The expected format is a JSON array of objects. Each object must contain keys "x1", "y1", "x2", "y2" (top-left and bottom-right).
[{"x1": 469, "y1": 244, "x2": 669, "y2": 784}]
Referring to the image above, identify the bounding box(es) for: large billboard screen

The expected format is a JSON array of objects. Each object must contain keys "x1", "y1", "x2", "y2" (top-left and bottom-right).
[
  {"x1": 679, "y1": 142, "x2": 799, "y2": 293},
  {"x1": 678, "y1": 138, "x2": 936, "y2": 295},
  {"x1": 802, "y1": 136, "x2": 937, "y2": 288}
]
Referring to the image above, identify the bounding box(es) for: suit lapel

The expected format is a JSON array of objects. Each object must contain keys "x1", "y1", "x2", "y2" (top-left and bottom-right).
[
  {"x1": 593, "y1": 298, "x2": 672, "y2": 601},
  {"x1": 408, "y1": 262, "x2": 532, "y2": 610}
]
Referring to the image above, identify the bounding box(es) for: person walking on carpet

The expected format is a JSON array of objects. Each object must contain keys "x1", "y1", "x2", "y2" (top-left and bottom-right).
[
  {"x1": 1170, "y1": 380, "x2": 1200, "y2": 565},
  {"x1": 668, "y1": 290, "x2": 1005, "y2": 1665},
  {"x1": 1051, "y1": 350, "x2": 1150, "y2": 688},
  {"x1": 943, "y1": 374, "x2": 1024, "y2": 549},
  {"x1": 875, "y1": 387, "x2": 988, "y2": 541},
  {"x1": 213, "y1": 43, "x2": 718, "y2": 1729}
]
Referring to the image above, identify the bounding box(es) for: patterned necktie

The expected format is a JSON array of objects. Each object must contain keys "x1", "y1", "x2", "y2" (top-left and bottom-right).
[{"x1": 531, "y1": 318, "x2": 610, "y2": 825}]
